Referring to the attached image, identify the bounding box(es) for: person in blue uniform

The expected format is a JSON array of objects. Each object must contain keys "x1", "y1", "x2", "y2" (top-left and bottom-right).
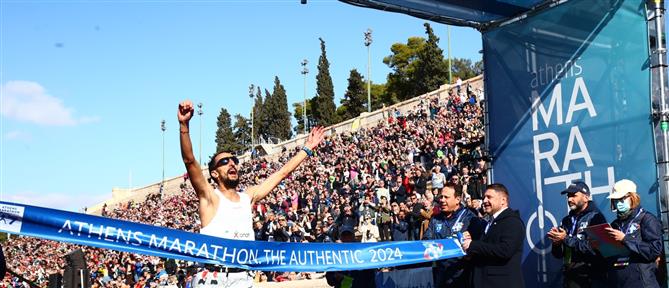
[
  {"x1": 423, "y1": 184, "x2": 478, "y2": 287},
  {"x1": 604, "y1": 179, "x2": 662, "y2": 288},
  {"x1": 547, "y1": 181, "x2": 608, "y2": 288}
]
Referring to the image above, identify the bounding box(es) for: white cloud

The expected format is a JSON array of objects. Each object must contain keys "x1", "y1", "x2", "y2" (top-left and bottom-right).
[
  {"x1": 4, "y1": 130, "x2": 32, "y2": 141},
  {"x1": 1, "y1": 191, "x2": 108, "y2": 212},
  {"x1": 0, "y1": 81, "x2": 99, "y2": 126}
]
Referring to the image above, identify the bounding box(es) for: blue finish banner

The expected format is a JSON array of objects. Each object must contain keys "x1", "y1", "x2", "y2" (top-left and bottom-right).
[
  {"x1": 483, "y1": 0, "x2": 655, "y2": 287},
  {"x1": 0, "y1": 201, "x2": 464, "y2": 272}
]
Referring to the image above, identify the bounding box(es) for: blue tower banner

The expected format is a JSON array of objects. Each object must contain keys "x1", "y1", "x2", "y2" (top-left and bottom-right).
[
  {"x1": 483, "y1": 0, "x2": 656, "y2": 286},
  {"x1": 0, "y1": 201, "x2": 465, "y2": 272}
]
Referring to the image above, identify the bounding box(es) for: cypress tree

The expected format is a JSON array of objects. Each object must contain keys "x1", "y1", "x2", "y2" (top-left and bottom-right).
[
  {"x1": 214, "y1": 107, "x2": 236, "y2": 152},
  {"x1": 341, "y1": 69, "x2": 367, "y2": 120},
  {"x1": 269, "y1": 76, "x2": 292, "y2": 140},
  {"x1": 313, "y1": 38, "x2": 338, "y2": 126},
  {"x1": 414, "y1": 23, "x2": 448, "y2": 95},
  {"x1": 232, "y1": 113, "x2": 251, "y2": 150},
  {"x1": 251, "y1": 86, "x2": 264, "y2": 144},
  {"x1": 259, "y1": 89, "x2": 273, "y2": 141}
]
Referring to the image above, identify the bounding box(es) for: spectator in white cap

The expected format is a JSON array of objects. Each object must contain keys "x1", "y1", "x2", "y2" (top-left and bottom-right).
[{"x1": 603, "y1": 179, "x2": 662, "y2": 288}]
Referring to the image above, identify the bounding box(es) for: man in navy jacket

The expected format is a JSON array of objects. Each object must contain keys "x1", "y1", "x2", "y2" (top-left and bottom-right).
[
  {"x1": 462, "y1": 183, "x2": 525, "y2": 288},
  {"x1": 548, "y1": 181, "x2": 608, "y2": 287},
  {"x1": 423, "y1": 184, "x2": 478, "y2": 287}
]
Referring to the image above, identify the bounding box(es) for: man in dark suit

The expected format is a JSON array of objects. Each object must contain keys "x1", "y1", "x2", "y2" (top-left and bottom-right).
[{"x1": 462, "y1": 183, "x2": 525, "y2": 288}]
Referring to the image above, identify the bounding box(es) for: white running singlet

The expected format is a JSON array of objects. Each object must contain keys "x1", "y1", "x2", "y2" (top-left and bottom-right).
[
  {"x1": 200, "y1": 189, "x2": 255, "y2": 241},
  {"x1": 194, "y1": 189, "x2": 254, "y2": 288}
]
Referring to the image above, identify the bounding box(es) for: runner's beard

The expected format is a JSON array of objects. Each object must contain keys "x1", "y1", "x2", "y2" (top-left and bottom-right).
[{"x1": 222, "y1": 174, "x2": 239, "y2": 188}]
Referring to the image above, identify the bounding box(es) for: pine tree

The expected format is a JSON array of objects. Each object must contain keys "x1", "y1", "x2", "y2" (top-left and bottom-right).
[
  {"x1": 269, "y1": 76, "x2": 292, "y2": 140},
  {"x1": 340, "y1": 69, "x2": 367, "y2": 120},
  {"x1": 232, "y1": 114, "x2": 251, "y2": 151},
  {"x1": 312, "y1": 38, "x2": 338, "y2": 126},
  {"x1": 449, "y1": 58, "x2": 481, "y2": 81},
  {"x1": 414, "y1": 23, "x2": 448, "y2": 95},
  {"x1": 214, "y1": 107, "x2": 237, "y2": 152},
  {"x1": 383, "y1": 37, "x2": 425, "y2": 101}
]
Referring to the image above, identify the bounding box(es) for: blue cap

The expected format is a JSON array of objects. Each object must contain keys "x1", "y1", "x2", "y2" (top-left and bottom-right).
[{"x1": 561, "y1": 181, "x2": 590, "y2": 196}]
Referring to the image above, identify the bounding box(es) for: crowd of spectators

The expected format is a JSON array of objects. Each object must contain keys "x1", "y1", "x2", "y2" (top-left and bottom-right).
[
  {"x1": 3, "y1": 188, "x2": 200, "y2": 288},
  {"x1": 2, "y1": 81, "x2": 488, "y2": 287}
]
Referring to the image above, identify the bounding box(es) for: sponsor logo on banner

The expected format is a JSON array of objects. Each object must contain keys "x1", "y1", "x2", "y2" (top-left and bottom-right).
[
  {"x1": 0, "y1": 204, "x2": 24, "y2": 233},
  {"x1": 422, "y1": 242, "x2": 444, "y2": 260}
]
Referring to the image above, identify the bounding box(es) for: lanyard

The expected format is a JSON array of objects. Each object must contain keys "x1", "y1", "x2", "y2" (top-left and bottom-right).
[
  {"x1": 448, "y1": 208, "x2": 466, "y2": 232},
  {"x1": 619, "y1": 208, "x2": 643, "y2": 234},
  {"x1": 568, "y1": 215, "x2": 579, "y2": 237},
  {"x1": 433, "y1": 208, "x2": 466, "y2": 237}
]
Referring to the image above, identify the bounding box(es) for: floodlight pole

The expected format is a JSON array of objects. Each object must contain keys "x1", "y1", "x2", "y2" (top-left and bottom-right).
[
  {"x1": 301, "y1": 59, "x2": 309, "y2": 133},
  {"x1": 654, "y1": 1, "x2": 667, "y2": 157},
  {"x1": 249, "y1": 85, "x2": 255, "y2": 147},
  {"x1": 650, "y1": 0, "x2": 669, "y2": 276},
  {"x1": 365, "y1": 29, "x2": 373, "y2": 113},
  {"x1": 160, "y1": 119, "x2": 166, "y2": 194},
  {"x1": 448, "y1": 25, "x2": 452, "y2": 84},
  {"x1": 197, "y1": 103, "x2": 203, "y2": 165}
]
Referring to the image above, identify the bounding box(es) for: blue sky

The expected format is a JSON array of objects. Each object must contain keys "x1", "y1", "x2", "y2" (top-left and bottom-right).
[{"x1": 0, "y1": 0, "x2": 482, "y2": 211}]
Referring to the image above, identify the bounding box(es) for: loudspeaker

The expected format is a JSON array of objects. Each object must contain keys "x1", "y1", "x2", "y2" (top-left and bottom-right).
[
  {"x1": 48, "y1": 273, "x2": 62, "y2": 288},
  {"x1": 62, "y1": 249, "x2": 89, "y2": 288},
  {"x1": 65, "y1": 249, "x2": 86, "y2": 268}
]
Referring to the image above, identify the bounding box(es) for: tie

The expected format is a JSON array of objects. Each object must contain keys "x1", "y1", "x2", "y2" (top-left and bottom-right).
[{"x1": 484, "y1": 218, "x2": 494, "y2": 234}]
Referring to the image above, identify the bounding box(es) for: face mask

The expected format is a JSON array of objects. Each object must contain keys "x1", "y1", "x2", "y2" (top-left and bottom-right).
[{"x1": 616, "y1": 199, "x2": 631, "y2": 215}]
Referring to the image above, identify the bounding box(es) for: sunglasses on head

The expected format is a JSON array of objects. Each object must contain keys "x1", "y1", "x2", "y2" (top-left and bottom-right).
[{"x1": 215, "y1": 156, "x2": 239, "y2": 168}]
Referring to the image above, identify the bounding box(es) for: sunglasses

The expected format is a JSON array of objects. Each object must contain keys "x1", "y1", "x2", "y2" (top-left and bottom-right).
[{"x1": 214, "y1": 156, "x2": 239, "y2": 169}]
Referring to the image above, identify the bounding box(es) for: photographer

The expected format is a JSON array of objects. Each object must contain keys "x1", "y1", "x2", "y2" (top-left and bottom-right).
[
  {"x1": 272, "y1": 215, "x2": 290, "y2": 242},
  {"x1": 359, "y1": 195, "x2": 377, "y2": 226},
  {"x1": 377, "y1": 196, "x2": 392, "y2": 241},
  {"x1": 289, "y1": 224, "x2": 306, "y2": 243},
  {"x1": 336, "y1": 205, "x2": 359, "y2": 234}
]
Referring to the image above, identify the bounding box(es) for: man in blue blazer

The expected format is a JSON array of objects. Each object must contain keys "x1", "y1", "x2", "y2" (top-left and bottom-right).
[{"x1": 462, "y1": 183, "x2": 525, "y2": 288}]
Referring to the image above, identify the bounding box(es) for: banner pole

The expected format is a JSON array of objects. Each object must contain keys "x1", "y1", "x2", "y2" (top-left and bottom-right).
[{"x1": 649, "y1": 0, "x2": 669, "y2": 283}]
